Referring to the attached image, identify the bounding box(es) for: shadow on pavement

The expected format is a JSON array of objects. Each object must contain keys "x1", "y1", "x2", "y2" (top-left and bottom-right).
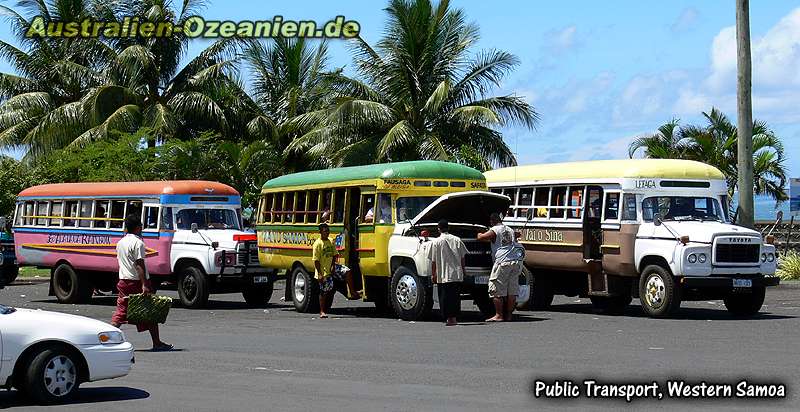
[
  {"x1": 0, "y1": 387, "x2": 149, "y2": 409},
  {"x1": 547, "y1": 303, "x2": 795, "y2": 321}
]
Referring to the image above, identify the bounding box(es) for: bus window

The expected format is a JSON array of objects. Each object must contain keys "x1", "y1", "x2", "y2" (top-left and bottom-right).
[
  {"x1": 272, "y1": 193, "x2": 283, "y2": 223},
  {"x1": 35, "y1": 201, "x2": 48, "y2": 226},
  {"x1": 295, "y1": 191, "x2": 307, "y2": 223},
  {"x1": 308, "y1": 191, "x2": 320, "y2": 224},
  {"x1": 110, "y1": 200, "x2": 125, "y2": 229},
  {"x1": 14, "y1": 203, "x2": 23, "y2": 226},
  {"x1": 333, "y1": 188, "x2": 345, "y2": 224},
  {"x1": 78, "y1": 200, "x2": 93, "y2": 228},
  {"x1": 376, "y1": 193, "x2": 393, "y2": 224},
  {"x1": 502, "y1": 188, "x2": 517, "y2": 217},
  {"x1": 93, "y1": 200, "x2": 110, "y2": 229},
  {"x1": 491, "y1": 188, "x2": 502, "y2": 194},
  {"x1": 587, "y1": 189, "x2": 602, "y2": 218},
  {"x1": 320, "y1": 190, "x2": 332, "y2": 223},
  {"x1": 361, "y1": 193, "x2": 376, "y2": 224},
  {"x1": 127, "y1": 200, "x2": 143, "y2": 222},
  {"x1": 260, "y1": 194, "x2": 272, "y2": 223},
  {"x1": 622, "y1": 194, "x2": 637, "y2": 220},
  {"x1": 49, "y1": 201, "x2": 63, "y2": 227},
  {"x1": 64, "y1": 201, "x2": 78, "y2": 227},
  {"x1": 161, "y1": 207, "x2": 174, "y2": 230},
  {"x1": 549, "y1": 187, "x2": 567, "y2": 219},
  {"x1": 23, "y1": 202, "x2": 33, "y2": 226},
  {"x1": 283, "y1": 192, "x2": 295, "y2": 223},
  {"x1": 604, "y1": 193, "x2": 620, "y2": 220},
  {"x1": 533, "y1": 187, "x2": 549, "y2": 218},
  {"x1": 144, "y1": 206, "x2": 159, "y2": 229},
  {"x1": 567, "y1": 186, "x2": 583, "y2": 219},
  {"x1": 517, "y1": 188, "x2": 533, "y2": 218}
]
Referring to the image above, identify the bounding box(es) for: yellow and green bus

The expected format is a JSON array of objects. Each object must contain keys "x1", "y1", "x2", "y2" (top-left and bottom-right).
[{"x1": 255, "y1": 160, "x2": 511, "y2": 320}]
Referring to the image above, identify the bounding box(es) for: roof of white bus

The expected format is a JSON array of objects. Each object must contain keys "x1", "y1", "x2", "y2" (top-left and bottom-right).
[{"x1": 484, "y1": 159, "x2": 725, "y2": 184}]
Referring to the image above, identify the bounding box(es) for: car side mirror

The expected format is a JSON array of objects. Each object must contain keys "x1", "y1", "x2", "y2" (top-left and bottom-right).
[
  {"x1": 191, "y1": 223, "x2": 198, "y2": 233},
  {"x1": 653, "y1": 213, "x2": 663, "y2": 226}
]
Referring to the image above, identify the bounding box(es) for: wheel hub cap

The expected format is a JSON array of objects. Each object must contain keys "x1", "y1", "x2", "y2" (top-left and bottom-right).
[
  {"x1": 183, "y1": 275, "x2": 197, "y2": 299},
  {"x1": 294, "y1": 274, "x2": 306, "y2": 302},
  {"x1": 44, "y1": 355, "x2": 76, "y2": 397},
  {"x1": 395, "y1": 274, "x2": 418, "y2": 310},
  {"x1": 645, "y1": 275, "x2": 666, "y2": 308}
]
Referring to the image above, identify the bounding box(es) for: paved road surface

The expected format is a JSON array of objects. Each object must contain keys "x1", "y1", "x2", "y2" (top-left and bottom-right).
[{"x1": 1, "y1": 281, "x2": 798, "y2": 411}]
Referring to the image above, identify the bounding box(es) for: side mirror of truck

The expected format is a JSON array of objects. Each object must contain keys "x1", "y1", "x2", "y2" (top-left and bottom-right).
[
  {"x1": 191, "y1": 223, "x2": 198, "y2": 233},
  {"x1": 653, "y1": 213, "x2": 663, "y2": 226}
]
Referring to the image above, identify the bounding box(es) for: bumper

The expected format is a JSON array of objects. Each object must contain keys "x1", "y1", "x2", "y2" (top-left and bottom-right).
[
  {"x1": 680, "y1": 275, "x2": 781, "y2": 288},
  {"x1": 78, "y1": 342, "x2": 134, "y2": 381}
]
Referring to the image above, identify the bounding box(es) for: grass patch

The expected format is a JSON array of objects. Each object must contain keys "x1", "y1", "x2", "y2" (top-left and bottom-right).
[
  {"x1": 17, "y1": 266, "x2": 50, "y2": 279},
  {"x1": 777, "y1": 251, "x2": 800, "y2": 281}
]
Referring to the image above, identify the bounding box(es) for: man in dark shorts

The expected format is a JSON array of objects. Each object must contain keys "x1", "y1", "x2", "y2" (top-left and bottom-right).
[{"x1": 426, "y1": 219, "x2": 468, "y2": 326}]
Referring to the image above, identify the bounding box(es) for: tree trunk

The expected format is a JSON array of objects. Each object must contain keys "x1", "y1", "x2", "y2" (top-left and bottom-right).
[{"x1": 736, "y1": 0, "x2": 754, "y2": 228}]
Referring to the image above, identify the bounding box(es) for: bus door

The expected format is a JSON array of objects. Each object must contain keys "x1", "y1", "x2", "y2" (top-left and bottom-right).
[
  {"x1": 345, "y1": 187, "x2": 361, "y2": 275},
  {"x1": 584, "y1": 186, "x2": 605, "y2": 293},
  {"x1": 356, "y1": 189, "x2": 377, "y2": 278}
]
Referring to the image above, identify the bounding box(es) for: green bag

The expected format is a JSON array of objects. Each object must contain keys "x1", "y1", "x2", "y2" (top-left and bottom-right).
[{"x1": 127, "y1": 294, "x2": 173, "y2": 324}]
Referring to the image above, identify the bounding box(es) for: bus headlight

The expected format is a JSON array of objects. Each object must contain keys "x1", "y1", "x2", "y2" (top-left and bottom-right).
[
  {"x1": 687, "y1": 254, "x2": 697, "y2": 264},
  {"x1": 697, "y1": 253, "x2": 707, "y2": 263},
  {"x1": 767, "y1": 253, "x2": 775, "y2": 262},
  {"x1": 761, "y1": 253, "x2": 767, "y2": 262},
  {"x1": 215, "y1": 252, "x2": 235, "y2": 267}
]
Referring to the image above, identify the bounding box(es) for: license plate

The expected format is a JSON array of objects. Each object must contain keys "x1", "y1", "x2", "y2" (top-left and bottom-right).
[
  {"x1": 474, "y1": 275, "x2": 489, "y2": 285},
  {"x1": 253, "y1": 276, "x2": 269, "y2": 284},
  {"x1": 733, "y1": 279, "x2": 752, "y2": 288}
]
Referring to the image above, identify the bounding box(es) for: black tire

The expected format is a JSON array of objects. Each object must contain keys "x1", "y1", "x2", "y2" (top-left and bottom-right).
[
  {"x1": 530, "y1": 270, "x2": 555, "y2": 310},
  {"x1": 177, "y1": 265, "x2": 209, "y2": 309},
  {"x1": 723, "y1": 286, "x2": 766, "y2": 317},
  {"x1": 52, "y1": 264, "x2": 92, "y2": 304},
  {"x1": 638, "y1": 265, "x2": 681, "y2": 318},
  {"x1": 590, "y1": 294, "x2": 632, "y2": 315},
  {"x1": 22, "y1": 346, "x2": 82, "y2": 405},
  {"x1": 1, "y1": 266, "x2": 18, "y2": 286},
  {"x1": 291, "y1": 266, "x2": 319, "y2": 313},
  {"x1": 471, "y1": 289, "x2": 496, "y2": 318},
  {"x1": 390, "y1": 266, "x2": 433, "y2": 321},
  {"x1": 242, "y1": 281, "x2": 274, "y2": 308}
]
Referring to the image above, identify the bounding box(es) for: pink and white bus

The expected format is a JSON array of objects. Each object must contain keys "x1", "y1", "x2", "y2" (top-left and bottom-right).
[{"x1": 12, "y1": 181, "x2": 271, "y2": 308}]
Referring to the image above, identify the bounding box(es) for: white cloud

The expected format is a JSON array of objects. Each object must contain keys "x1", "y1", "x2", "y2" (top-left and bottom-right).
[
  {"x1": 671, "y1": 7, "x2": 700, "y2": 33},
  {"x1": 543, "y1": 25, "x2": 581, "y2": 55}
]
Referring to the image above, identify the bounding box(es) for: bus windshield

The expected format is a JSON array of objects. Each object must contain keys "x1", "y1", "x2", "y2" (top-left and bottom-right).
[
  {"x1": 642, "y1": 196, "x2": 725, "y2": 222},
  {"x1": 396, "y1": 196, "x2": 439, "y2": 222},
  {"x1": 176, "y1": 209, "x2": 241, "y2": 230}
]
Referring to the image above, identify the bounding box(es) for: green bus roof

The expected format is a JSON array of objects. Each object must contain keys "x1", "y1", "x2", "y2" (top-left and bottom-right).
[{"x1": 262, "y1": 161, "x2": 485, "y2": 190}]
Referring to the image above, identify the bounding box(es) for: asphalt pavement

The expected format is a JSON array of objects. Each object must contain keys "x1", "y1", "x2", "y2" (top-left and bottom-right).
[{"x1": 1, "y1": 280, "x2": 798, "y2": 411}]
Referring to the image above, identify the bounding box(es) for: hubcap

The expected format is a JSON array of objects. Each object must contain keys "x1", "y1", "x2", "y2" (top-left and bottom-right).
[
  {"x1": 44, "y1": 355, "x2": 76, "y2": 397},
  {"x1": 644, "y1": 274, "x2": 666, "y2": 308},
  {"x1": 395, "y1": 274, "x2": 418, "y2": 310},
  {"x1": 294, "y1": 273, "x2": 306, "y2": 302},
  {"x1": 182, "y1": 273, "x2": 197, "y2": 300}
]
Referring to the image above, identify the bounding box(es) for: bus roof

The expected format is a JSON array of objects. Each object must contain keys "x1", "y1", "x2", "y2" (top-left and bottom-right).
[
  {"x1": 484, "y1": 159, "x2": 725, "y2": 183},
  {"x1": 262, "y1": 160, "x2": 485, "y2": 190},
  {"x1": 18, "y1": 181, "x2": 239, "y2": 198}
]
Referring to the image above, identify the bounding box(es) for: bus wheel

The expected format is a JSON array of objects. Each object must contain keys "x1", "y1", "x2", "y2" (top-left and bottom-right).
[
  {"x1": 177, "y1": 265, "x2": 209, "y2": 309},
  {"x1": 390, "y1": 266, "x2": 432, "y2": 321},
  {"x1": 638, "y1": 265, "x2": 680, "y2": 318},
  {"x1": 242, "y1": 282, "x2": 274, "y2": 308},
  {"x1": 52, "y1": 264, "x2": 92, "y2": 304},
  {"x1": 530, "y1": 271, "x2": 554, "y2": 310},
  {"x1": 291, "y1": 266, "x2": 319, "y2": 313},
  {"x1": 723, "y1": 286, "x2": 765, "y2": 317},
  {"x1": 1, "y1": 266, "x2": 18, "y2": 286}
]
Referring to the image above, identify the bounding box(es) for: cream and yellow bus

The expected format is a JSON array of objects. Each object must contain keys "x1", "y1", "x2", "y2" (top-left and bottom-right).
[
  {"x1": 255, "y1": 160, "x2": 513, "y2": 320},
  {"x1": 485, "y1": 159, "x2": 780, "y2": 318}
]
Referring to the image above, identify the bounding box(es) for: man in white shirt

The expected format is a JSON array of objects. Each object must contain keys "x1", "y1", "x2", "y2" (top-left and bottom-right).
[
  {"x1": 426, "y1": 219, "x2": 468, "y2": 326},
  {"x1": 111, "y1": 215, "x2": 171, "y2": 351},
  {"x1": 477, "y1": 213, "x2": 524, "y2": 322}
]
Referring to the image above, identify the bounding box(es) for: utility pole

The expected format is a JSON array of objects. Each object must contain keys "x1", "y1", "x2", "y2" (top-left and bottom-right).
[{"x1": 736, "y1": 0, "x2": 754, "y2": 228}]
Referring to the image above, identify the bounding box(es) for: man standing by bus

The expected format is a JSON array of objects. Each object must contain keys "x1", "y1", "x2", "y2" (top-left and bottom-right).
[
  {"x1": 478, "y1": 213, "x2": 524, "y2": 322},
  {"x1": 427, "y1": 219, "x2": 468, "y2": 326},
  {"x1": 111, "y1": 215, "x2": 172, "y2": 351},
  {"x1": 313, "y1": 223, "x2": 360, "y2": 318}
]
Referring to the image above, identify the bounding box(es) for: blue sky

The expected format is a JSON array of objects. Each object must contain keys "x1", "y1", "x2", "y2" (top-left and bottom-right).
[{"x1": 2, "y1": 0, "x2": 800, "y2": 181}]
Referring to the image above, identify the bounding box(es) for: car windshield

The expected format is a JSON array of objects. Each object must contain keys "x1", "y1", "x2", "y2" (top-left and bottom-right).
[
  {"x1": 396, "y1": 196, "x2": 439, "y2": 222},
  {"x1": 176, "y1": 209, "x2": 241, "y2": 230},
  {"x1": 642, "y1": 196, "x2": 725, "y2": 222},
  {"x1": 0, "y1": 304, "x2": 16, "y2": 314}
]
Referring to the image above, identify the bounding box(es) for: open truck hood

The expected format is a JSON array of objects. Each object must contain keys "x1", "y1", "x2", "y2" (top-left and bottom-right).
[{"x1": 410, "y1": 191, "x2": 511, "y2": 227}]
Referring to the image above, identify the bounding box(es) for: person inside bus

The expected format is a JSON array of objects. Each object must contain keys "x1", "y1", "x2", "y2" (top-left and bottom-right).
[
  {"x1": 477, "y1": 213, "x2": 525, "y2": 322},
  {"x1": 364, "y1": 197, "x2": 392, "y2": 224},
  {"x1": 313, "y1": 223, "x2": 361, "y2": 318},
  {"x1": 665, "y1": 198, "x2": 693, "y2": 220},
  {"x1": 320, "y1": 192, "x2": 332, "y2": 223}
]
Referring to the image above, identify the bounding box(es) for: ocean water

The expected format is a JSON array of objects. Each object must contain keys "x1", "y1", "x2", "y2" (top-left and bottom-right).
[{"x1": 733, "y1": 194, "x2": 792, "y2": 222}]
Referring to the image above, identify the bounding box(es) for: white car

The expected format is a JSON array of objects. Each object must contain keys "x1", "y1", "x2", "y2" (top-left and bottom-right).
[{"x1": 0, "y1": 304, "x2": 134, "y2": 404}]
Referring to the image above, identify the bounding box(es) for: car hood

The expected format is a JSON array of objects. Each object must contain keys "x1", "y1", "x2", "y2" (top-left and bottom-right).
[
  {"x1": 5, "y1": 308, "x2": 120, "y2": 344},
  {"x1": 410, "y1": 191, "x2": 511, "y2": 226},
  {"x1": 646, "y1": 221, "x2": 761, "y2": 244}
]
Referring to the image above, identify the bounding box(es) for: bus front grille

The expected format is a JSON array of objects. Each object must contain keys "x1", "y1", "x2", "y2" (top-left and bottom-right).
[{"x1": 714, "y1": 244, "x2": 759, "y2": 264}]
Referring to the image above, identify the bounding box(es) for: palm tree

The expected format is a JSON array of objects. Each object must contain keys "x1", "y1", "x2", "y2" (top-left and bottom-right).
[
  {"x1": 240, "y1": 37, "x2": 339, "y2": 171},
  {"x1": 0, "y1": 0, "x2": 247, "y2": 159},
  {"x1": 631, "y1": 108, "x2": 787, "y2": 202},
  {"x1": 288, "y1": 0, "x2": 538, "y2": 170}
]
